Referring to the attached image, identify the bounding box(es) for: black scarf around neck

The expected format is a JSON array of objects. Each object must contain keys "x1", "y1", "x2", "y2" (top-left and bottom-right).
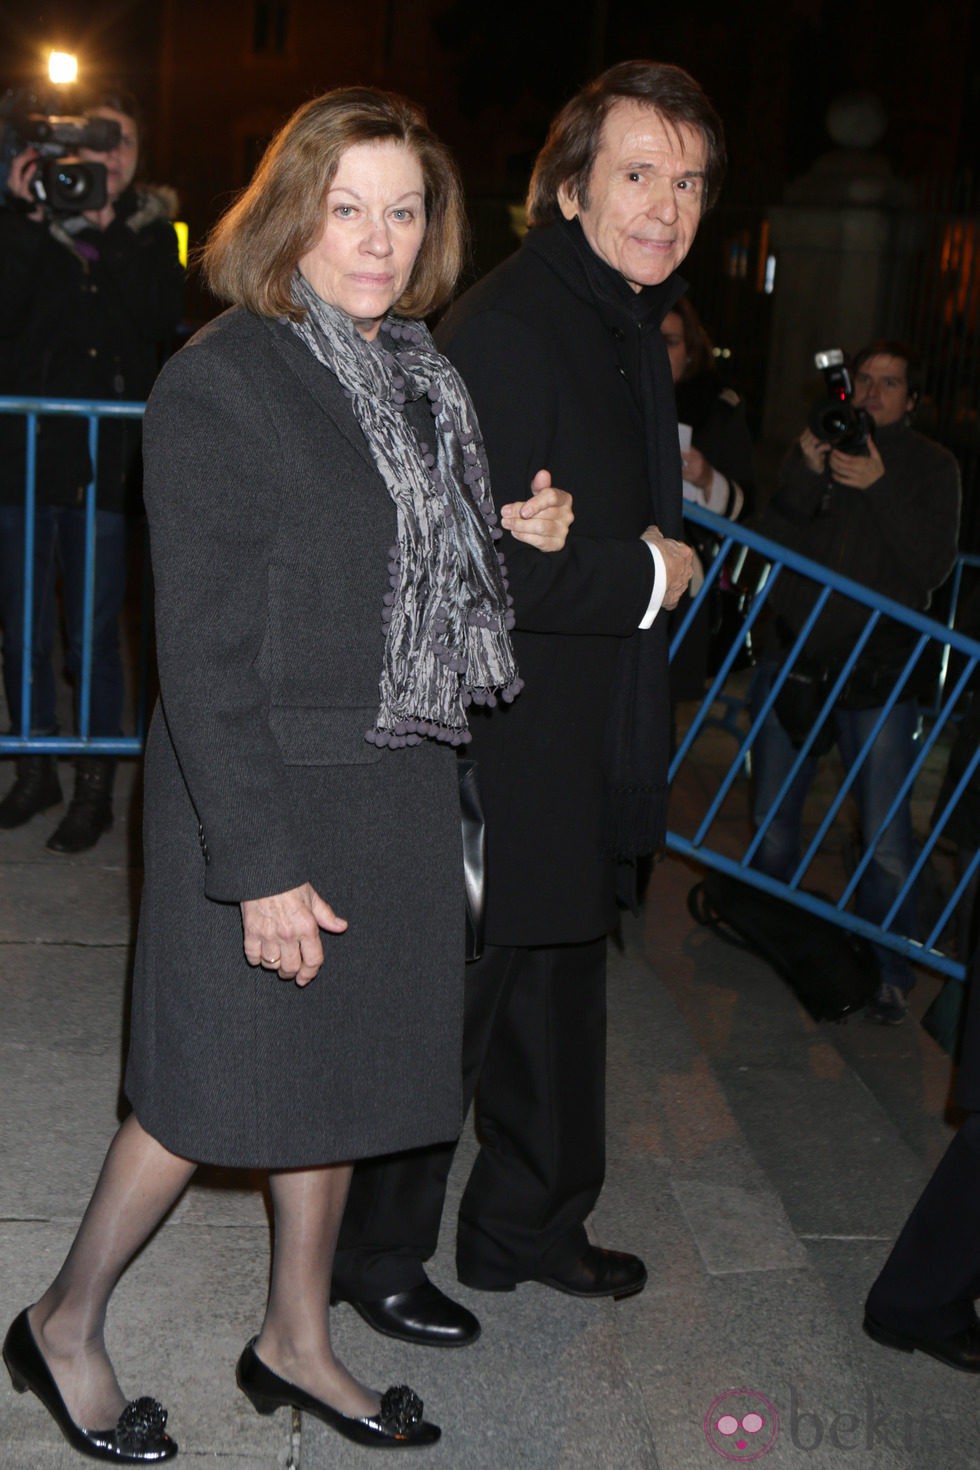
[{"x1": 528, "y1": 219, "x2": 686, "y2": 882}]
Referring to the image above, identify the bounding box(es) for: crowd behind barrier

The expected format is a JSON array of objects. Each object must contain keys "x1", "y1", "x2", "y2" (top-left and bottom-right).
[
  {"x1": 3, "y1": 396, "x2": 980, "y2": 985},
  {"x1": 671, "y1": 501, "x2": 980, "y2": 983}
]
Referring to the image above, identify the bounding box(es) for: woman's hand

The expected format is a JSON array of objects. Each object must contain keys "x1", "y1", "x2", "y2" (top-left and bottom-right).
[
  {"x1": 241, "y1": 882, "x2": 348, "y2": 987},
  {"x1": 500, "y1": 469, "x2": 574, "y2": 552},
  {"x1": 6, "y1": 148, "x2": 44, "y2": 222}
]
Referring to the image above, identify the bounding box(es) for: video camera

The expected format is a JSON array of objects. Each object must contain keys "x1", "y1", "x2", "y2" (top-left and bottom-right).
[
  {"x1": 808, "y1": 349, "x2": 874, "y2": 456},
  {"x1": 1, "y1": 92, "x2": 121, "y2": 215}
]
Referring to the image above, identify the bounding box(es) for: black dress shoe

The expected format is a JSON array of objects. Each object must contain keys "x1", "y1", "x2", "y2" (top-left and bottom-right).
[
  {"x1": 236, "y1": 1340, "x2": 440, "y2": 1448},
  {"x1": 334, "y1": 1280, "x2": 481, "y2": 1348},
  {"x1": 2, "y1": 1309, "x2": 178, "y2": 1463},
  {"x1": 863, "y1": 1311, "x2": 980, "y2": 1372},
  {"x1": 533, "y1": 1245, "x2": 648, "y2": 1300}
]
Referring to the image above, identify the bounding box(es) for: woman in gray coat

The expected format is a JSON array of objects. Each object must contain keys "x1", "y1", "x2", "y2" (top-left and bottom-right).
[{"x1": 3, "y1": 88, "x2": 571, "y2": 1462}]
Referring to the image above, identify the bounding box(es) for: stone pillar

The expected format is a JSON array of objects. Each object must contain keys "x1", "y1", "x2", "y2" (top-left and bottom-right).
[{"x1": 761, "y1": 93, "x2": 920, "y2": 452}]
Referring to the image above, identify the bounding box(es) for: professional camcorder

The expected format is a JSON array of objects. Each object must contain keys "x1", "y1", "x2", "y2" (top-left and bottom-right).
[
  {"x1": 808, "y1": 348, "x2": 874, "y2": 456},
  {"x1": 0, "y1": 92, "x2": 121, "y2": 215}
]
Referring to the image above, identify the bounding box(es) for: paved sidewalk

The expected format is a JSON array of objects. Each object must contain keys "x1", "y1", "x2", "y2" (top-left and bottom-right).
[{"x1": 2, "y1": 753, "x2": 978, "y2": 1469}]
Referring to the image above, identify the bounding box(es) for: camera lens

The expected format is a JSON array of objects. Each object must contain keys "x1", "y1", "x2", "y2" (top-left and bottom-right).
[
  {"x1": 816, "y1": 406, "x2": 851, "y2": 441},
  {"x1": 53, "y1": 165, "x2": 89, "y2": 202}
]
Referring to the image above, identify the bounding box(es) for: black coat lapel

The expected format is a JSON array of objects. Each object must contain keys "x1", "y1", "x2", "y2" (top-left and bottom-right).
[{"x1": 263, "y1": 317, "x2": 377, "y2": 472}]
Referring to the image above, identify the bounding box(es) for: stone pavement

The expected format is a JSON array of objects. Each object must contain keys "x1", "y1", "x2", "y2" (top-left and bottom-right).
[{"x1": 2, "y1": 750, "x2": 979, "y2": 1470}]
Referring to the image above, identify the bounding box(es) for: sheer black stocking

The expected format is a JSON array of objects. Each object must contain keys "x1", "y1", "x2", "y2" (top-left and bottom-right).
[
  {"x1": 28, "y1": 1113, "x2": 196, "y2": 1430},
  {"x1": 27, "y1": 1122, "x2": 378, "y2": 1430},
  {"x1": 254, "y1": 1162, "x2": 378, "y2": 1419}
]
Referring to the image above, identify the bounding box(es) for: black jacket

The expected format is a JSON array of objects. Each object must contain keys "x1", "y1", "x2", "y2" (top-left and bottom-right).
[
  {"x1": 0, "y1": 186, "x2": 184, "y2": 512},
  {"x1": 437, "y1": 218, "x2": 683, "y2": 945},
  {"x1": 759, "y1": 420, "x2": 961, "y2": 674}
]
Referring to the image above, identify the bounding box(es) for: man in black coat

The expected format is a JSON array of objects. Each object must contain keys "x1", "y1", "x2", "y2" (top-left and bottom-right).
[
  {"x1": 0, "y1": 90, "x2": 183, "y2": 850},
  {"x1": 333, "y1": 60, "x2": 725, "y2": 1345}
]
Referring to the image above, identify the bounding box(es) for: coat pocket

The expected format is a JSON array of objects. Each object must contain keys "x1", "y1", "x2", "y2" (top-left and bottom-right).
[{"x1": 268, "y1": 706, "x2": 383, "y2": 766}]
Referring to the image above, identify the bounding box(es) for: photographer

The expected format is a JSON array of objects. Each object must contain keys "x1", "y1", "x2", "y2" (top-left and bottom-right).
[
  {"x1": 750, "y1": 342, "x2": 961, "y2": 1024},
  {"x1": 0, "y1": 89, "x2": 183, "y2": 850}
]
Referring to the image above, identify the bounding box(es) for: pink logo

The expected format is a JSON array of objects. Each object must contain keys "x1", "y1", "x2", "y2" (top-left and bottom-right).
[{"x1": 704, "y1": 1390, "x2": 780, "y2": 1461}]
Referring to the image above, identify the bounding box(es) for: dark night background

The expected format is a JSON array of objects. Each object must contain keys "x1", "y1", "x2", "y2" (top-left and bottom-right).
[
  {"x1": 2, "y1": 1, "x2": 975, "y2": 209},
  {"x1": 2, "y1": 0, "x2": 978, "y2": 531}
]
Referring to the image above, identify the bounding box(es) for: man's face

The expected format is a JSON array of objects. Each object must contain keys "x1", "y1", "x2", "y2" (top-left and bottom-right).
[
  {"x1": 852, "y1": 353, "x2": 914, "y2": 429},
  {"x1": 558, "y1": 100, "x2": 707, "y2": 292}
]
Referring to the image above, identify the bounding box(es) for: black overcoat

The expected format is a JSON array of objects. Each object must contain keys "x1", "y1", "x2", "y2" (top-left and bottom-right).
[
  {"x1": 124, "y1": 308, "x2": 464, "y2": 1168},
  {"x1": 436, "y1": 220, "x2": 683, "y2": 945}
]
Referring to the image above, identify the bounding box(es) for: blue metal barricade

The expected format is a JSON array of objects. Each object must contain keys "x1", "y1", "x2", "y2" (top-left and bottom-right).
[
  {"x1": 2, "y1": 398, "x2": 975, "y2": 983},
  {"x1": 0, "y1": 395, "x2": 148, "y2": 757},
  {"x1": 669, "y1": 503, "x2": 980, "y2": 983}
]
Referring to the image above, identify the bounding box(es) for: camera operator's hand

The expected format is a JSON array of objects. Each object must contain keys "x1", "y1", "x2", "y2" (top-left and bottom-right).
[
  {"x1": 5, "y1": 148, "x2": 44, "y2": 222},
  {"x1": 680, "y1": 444, "x2": 715, "y2": 493},
  {"x1": 829, "y1": 438, "x2": 885, "y2": 490},
  {"x1": 799, "y1": 427, "x2": 830, "y2": 474}
]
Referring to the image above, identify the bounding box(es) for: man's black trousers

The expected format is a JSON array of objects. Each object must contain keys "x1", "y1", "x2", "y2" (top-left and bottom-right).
[{"x1": 333, "y1": 937, "x2": 608, "y2": 1296}]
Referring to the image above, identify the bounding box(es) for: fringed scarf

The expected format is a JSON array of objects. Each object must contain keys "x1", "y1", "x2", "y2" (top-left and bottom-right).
[{"x1": 289, "y1": 273, "x2": 522, "y2": 747}]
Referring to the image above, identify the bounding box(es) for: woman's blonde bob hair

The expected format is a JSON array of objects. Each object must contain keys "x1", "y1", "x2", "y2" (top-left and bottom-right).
[{"x1": 203, "y1": 87, "x2": 466, "y2": 321}]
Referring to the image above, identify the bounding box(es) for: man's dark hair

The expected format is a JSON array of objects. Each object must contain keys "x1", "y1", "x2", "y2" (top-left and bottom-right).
[
  {"x1": 526, "y1": 60, "x2": 726, "y2": 228},
  {"x1": 852, "y1": 340, "x2": 921, "y2": 407}
]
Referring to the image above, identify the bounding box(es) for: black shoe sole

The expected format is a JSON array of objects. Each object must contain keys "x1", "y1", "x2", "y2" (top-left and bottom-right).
[
  {"x1": 533, "y1": 1270, "x2": 648, "y2": 1300},
  {"x1": 863, "y1": 1314, "x2": 980, "y2": 1373}
]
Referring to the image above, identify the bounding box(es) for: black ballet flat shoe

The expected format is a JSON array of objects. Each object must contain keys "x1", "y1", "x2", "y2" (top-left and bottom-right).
[
  {"x1": 863, "y1": 1311, "x2": 980, "y2": 1373},
  {"x1": 2, "y1": 1309, "x2": 178, "y2": 1463},
  {"x1": 236, "y1": 1340, "x2": 440, "y2": 1449},
  {"x1": 333, "y1": 1279, "x2": 481, "y2": 1348}
]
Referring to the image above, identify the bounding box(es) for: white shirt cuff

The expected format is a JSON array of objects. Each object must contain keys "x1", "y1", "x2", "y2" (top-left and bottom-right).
[{"x1": 639, "y1": 540, "x2": 666, "y2": 628}]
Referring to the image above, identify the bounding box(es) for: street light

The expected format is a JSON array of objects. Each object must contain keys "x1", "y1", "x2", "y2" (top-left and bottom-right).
[{"x1": 48, "y1": 52, "x2": 78, "y2": 85}]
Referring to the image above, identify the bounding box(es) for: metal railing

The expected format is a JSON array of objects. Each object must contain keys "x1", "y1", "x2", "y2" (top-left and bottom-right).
[
  {"x1": 0, "y1": 395, "x2": 149, "y2": 757},
  {"x1": 669, "y1": 503, "x2": 980, "y2": 982}
]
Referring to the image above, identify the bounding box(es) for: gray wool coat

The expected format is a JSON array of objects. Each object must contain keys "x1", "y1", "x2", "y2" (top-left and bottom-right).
[{"x1": 125, "y1": 307, "x2": 464, "y2": 1169}]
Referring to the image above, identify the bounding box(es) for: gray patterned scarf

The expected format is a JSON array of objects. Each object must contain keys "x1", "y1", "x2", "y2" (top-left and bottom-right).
[{"x1": 289, "y1": 272, "x2": 522, "y2": 747}]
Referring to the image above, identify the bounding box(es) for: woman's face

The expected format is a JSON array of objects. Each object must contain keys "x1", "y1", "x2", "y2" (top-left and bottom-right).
[
  {"x1": 661, "y1": 310, "x2": 688, "y2": 384},
  {"x1": 79, "y1": 108, "x2": 139, "y2": 203},
  {"x1": 298, "y1": 140, "x2": 426, "y2": 339}
]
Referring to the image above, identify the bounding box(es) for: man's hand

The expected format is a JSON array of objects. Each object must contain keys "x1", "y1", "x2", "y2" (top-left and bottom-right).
[
  {"x1": 642, "y1": 525, "x2": 694, "y2": 611},
  {"x1": 799, "y1": 427, "x2": 830, "y2": 474},
  {"x1": 829, "y1": 437, "x2": 885, "y2": 490},
  {"x1": 241, "y1": 882, "x2": 348, "y2": 987},
  {"x1": 500, "y1": 469, "x2": 574, "y2": 552}
]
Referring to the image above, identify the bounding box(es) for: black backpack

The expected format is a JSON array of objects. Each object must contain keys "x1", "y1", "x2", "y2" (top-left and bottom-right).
[{"x1": 688, "y1": 869, "x2": 879, "y2": 1022}]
